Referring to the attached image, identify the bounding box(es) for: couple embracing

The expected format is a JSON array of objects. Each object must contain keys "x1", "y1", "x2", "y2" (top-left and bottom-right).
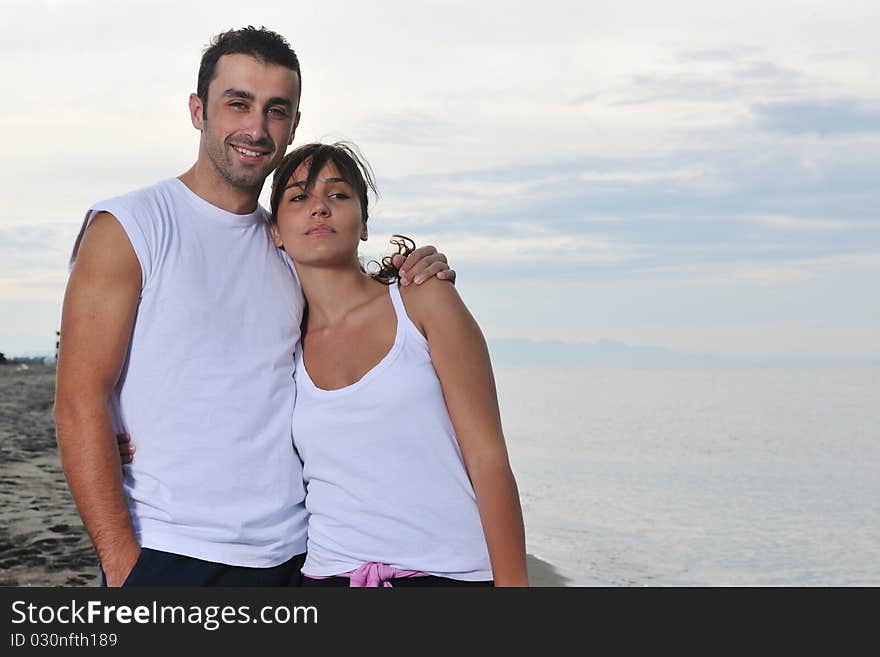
[{"x1": 55, "y1": 26, "x2": 527, "y2": 588}]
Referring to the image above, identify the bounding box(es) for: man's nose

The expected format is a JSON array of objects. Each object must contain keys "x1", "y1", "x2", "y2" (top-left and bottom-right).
[{"x1": 242, "y1": 111, "x2": 269, "y2": 141}]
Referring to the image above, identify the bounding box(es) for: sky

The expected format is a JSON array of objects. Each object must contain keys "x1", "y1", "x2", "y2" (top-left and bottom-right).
[{"x1": 2, "y1": 0, "x2": 879, "y2": 360}]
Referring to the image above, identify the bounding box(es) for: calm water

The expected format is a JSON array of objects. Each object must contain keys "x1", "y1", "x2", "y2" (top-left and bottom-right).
[{"x1": 495, "y1": 364, "x2": 880, "y2": 586}]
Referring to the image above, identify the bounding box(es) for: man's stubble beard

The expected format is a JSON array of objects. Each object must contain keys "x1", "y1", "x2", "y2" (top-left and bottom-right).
[{"x1": 203, "y1": 122, "x2": 276, "y2": 192}]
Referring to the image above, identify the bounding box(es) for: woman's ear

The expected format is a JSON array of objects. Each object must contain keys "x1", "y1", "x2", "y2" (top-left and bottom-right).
[
  {"x1": 360, "y1": 222, "x2": 368, "y2": 242},
  {"x1": 272, "y1": 223, "x2": 284, "y2": 249}
]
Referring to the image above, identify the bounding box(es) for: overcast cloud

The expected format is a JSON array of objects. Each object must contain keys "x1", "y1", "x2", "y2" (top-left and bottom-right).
[{"x1": 2, "y1": 0, "x2": 878, "y2": 359}]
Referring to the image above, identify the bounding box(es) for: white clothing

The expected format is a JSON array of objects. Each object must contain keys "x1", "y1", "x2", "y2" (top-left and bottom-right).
[
  {"x1": 72, "y1": 178, "x2": 307, "y2": 567},
  {"x1": 293, "y1": 283, "x2": 493, "y2": 581}
]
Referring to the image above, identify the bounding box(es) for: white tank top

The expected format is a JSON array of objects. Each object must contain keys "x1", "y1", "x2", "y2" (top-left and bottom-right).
[
  {"x1": 293, "y1": 283, "x2": 493, "y2": 581},
  {"x1": 71, "y1": 178, "x2": 308, "y2": 567}
]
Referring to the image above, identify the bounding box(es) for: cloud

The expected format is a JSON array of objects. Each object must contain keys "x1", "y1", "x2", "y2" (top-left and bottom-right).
[
  {"x1": 356, "y1": 113, "x2": 450, "y2": 145},
  {"x1": 753, "y1": 99, "x2": 880, "y2": 135},
  {"x1": 369, "y1": 232, "x2": 641, "y2": 268},
  {"x1": 4, "y1": 0, "x2": 880, "y2": 357},
  {"x1": 0, "y1": 273, "x2": 67, "y2": 302},
  {"x1": 738, "y1": 214, "x2": 853, "y2": 232},
  {"x1": 624, "y1": 251, "x2": 880, "y2": 285},
  {"x1": 578, "y1": 167, "x2": 706, "y2": 184},
  {"x1": 570, "y1": 93, "x2": 600, "y2": 106},
  {"x1": 613, "y1": 59, "x2": 807, "y2": 106},
  {"x1": 354, "y1": 132, "x2": 880, "y2": 289},
  {"x1": 680, "y1": 47, "x2": 762, "y2": 62}
]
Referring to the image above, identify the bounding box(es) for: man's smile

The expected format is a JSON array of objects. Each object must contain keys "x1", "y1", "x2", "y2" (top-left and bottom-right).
[{"x1": 229, "y1": 143, "x2": 272, "y2": 162}]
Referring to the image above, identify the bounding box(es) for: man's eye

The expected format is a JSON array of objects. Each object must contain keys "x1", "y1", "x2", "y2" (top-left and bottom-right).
[
  {"x1": 230, "y1": 102, "x2": 247, "y2": 109},
  {"x1": 269, "y1": 107, "x2": 288, "y2": 117}
]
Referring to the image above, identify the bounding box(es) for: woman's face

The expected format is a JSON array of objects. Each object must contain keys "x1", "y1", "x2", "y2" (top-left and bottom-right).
[{"x1": 273, "y1": 160, "x2": 367, "y2": 267}]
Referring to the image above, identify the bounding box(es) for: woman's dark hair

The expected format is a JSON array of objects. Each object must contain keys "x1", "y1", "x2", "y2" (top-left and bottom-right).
[
  {"x1": 269, "y1": 141, "x2": 415, "y2": 284},
  {"x1": 197, "y1": 26, "x2": 301, "y2": 117},
  {"x1": 372, "y1": 234, "x2": 416, "y2": 284}
]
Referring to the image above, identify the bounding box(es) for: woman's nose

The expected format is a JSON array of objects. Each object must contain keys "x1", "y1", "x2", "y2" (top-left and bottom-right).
[{"x1": 311, "y1": 199, "x2": 329, "y2": 216}]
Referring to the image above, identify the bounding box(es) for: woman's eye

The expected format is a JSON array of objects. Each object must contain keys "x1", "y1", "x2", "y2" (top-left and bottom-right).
[
  {"x1": 330, "y1": 193, "x2": 350, "y2": 200},
  {"x1": 290, "y1": 194, "x2": 307, "y2": 202}
]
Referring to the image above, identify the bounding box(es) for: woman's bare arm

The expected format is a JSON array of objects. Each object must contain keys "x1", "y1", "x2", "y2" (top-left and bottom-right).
[{"x1": 403, "y1": 279, "x2": 528, "y2": 586}]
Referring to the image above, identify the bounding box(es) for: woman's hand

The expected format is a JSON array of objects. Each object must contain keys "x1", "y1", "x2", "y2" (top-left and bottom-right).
[{"x1": 116, "y1": 432, "x2": 135, "y2": 471}]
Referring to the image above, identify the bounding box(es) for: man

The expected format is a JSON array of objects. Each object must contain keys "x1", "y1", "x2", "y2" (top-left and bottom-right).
[{"x1": 53, "y1": 26, "x2": 453, "y2": 587}]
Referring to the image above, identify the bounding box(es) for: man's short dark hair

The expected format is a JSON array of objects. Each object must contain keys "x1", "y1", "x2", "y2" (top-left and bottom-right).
[{"x1": 197, "y1": 26, "x2": 301, "y2": 117}]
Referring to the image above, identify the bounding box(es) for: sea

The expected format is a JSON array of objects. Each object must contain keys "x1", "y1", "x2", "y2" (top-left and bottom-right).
[{"x1": 494, "y1": 364, "x2": 880, "y2": 586}]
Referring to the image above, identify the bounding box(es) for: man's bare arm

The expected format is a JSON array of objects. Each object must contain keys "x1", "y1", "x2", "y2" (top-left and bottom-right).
[{"x1": 53, "y1": 212, "x2": 143, "y2": 586}]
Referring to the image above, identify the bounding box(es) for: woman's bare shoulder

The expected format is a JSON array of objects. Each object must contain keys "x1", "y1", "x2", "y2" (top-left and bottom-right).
[
  {"x1": 398, "y1": 278, "x2": 464, "y2": 333},
  {"x1": 399, "y1": 277, "x2": 461, "y2": 308}
]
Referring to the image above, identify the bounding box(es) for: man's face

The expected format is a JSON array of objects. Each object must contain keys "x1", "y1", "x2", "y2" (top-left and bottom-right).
[{"x1": 191, "y1": 53, "x2": 301, "y2": 191}]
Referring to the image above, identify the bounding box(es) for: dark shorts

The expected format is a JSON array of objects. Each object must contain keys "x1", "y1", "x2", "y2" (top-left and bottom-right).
[
  {"x1": 302, "y1": 575, "x2": 493, "y2": 587},
  {"x1": 101, "y1": 548, "x2": 306, "y2": 587}
]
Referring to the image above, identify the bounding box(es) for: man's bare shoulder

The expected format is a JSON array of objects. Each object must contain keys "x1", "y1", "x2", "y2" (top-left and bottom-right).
[
  {"x1": 72, "y1": 211, "x2": 141, "y2": 283},
  {"x1": 79, "y1": 211, "x2": 130, "y2": 251}
]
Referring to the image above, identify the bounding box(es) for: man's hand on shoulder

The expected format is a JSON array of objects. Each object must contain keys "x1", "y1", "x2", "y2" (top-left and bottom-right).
[{"x1": 392, "y1": 244, "x2": 456, "y2": 286}]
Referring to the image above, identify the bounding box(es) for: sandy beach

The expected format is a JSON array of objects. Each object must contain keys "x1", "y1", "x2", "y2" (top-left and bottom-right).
[
  {"x1": 0, "y1": 362, "x2": 566, "y2": 587},
  {"x1": 0, "y1": 363, "x2": 99, "y2": 586}
]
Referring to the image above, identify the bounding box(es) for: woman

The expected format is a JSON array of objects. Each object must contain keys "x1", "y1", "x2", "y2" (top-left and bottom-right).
[{"x1": 269, "y1": 142, "x2": 527, "y2": 587}]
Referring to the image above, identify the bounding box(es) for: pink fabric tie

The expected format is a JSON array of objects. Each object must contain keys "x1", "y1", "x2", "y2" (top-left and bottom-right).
[{"x1": 347, "y1": 562, "x2": 427, "y2": 587}]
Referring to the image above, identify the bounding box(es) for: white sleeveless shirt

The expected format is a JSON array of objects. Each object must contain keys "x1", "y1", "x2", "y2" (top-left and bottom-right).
[
  {"x1": 72, "y1": 178, "x2": 308, "y2": 567},
  {"x1": 293, "y1": 283, "x2": 493, "y2": 581}
]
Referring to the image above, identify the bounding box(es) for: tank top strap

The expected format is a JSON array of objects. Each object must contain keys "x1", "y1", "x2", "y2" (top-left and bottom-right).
[
  {"x1": 388, "y1": 280, "x2": 406, "y2": 318},
  {"x1": 388, "y1": 281, "x2": 428, "y2": 348}
]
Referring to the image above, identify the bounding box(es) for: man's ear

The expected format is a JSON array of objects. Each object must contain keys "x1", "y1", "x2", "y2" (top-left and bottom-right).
[
  {"x1": 189, "y1": 93, "x2": 205, "y2": 131},
  {"x1": 271, "y1": 223, "x2": 284, "y2": 249},
  {"x1": 288, "y1": 111, "x2": 301, "y2": 146}
]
